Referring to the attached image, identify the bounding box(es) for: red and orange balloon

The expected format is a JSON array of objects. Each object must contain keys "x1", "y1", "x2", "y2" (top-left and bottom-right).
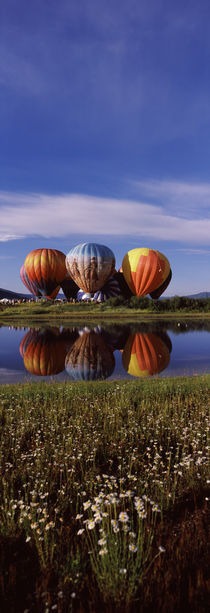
[
  {"x1": 122, "y1": 248, "x2": 171, "y2": 297},
  {"x1": 22, "y1": 249, "x2": 67, "y2": 299}
]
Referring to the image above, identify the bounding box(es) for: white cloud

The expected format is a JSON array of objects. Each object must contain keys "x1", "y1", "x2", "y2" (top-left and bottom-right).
[
  {"x1": 0, "y1": 190, "x2": 209, "y2": 245},
  {"x1": 129, "y1": 179, "x2": 210, "y2": 217},
  {"x1": 176, "y1": 248, "x2": 210, "y2": 255}
]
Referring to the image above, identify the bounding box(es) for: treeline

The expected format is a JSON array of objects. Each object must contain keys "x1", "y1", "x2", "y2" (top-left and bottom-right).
[{"x1": 104, "y1": 295, "x2": 210, "y2": 312}]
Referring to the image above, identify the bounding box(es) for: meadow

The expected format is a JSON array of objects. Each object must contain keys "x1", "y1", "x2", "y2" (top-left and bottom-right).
[
  {"x1": 0, "y1": 296, "x2": 210, "y2": 326},
  {"x1": 0, "y1": 375, "x2": 209, "y2": 613}
]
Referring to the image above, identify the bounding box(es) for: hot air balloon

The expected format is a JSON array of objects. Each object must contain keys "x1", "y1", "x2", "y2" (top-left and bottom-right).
[
  {"x1": 77, "y1": 275, "x2": 121, "y2": 303},
  {"x1": 93, "y1": 275, "x2": 121, "y2": 302},
  {"x1": 114, "y1": 271, "x2": 133, "y2": 298},
  {"x1": 122, "y1": 248, "x2": 171, "y2": 297},
  {"x1": 66, "y1": 243, "x2": 115, "y2": 293},
  {"x1": 60, "y1": 276, "x2": 79, "y2": 300},
  {"x1": 65, "y1": 330, "x2": 115, "y2": 380},
  {"x1": 22, "y1": 249, "x2": 67, "y2": 299},
  {"x1": 20, "y1": 264, "x2": 42, "y2": 297},
  {"x1": 122, "y1": 331, "x2": 170, "y2": 377},
  {"x1": 20, "y1": 328, "x2": 69, "y2": 376},
  {"x1": 77, "y1": 290, "x2": 93, "y2": 301},
  {"x1": 150, "y1": 269, "x2": 172, "y2": 299}
]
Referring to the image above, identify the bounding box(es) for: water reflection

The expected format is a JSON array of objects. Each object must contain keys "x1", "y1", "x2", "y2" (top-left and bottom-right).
[
  {"x1": 18, "y1": 325, "x2": 173, "y2": 380},
  {"x1": 122, "y1": 331, "x2": 171, "y2": 377},
  {"x1": 19, "y1": 328, "x2": 78, "y2": 376},
  {"x1": 0, "y1": 320, "x2": 208, "y2": 384},
  {"x1": 65, "y1": 330, "x2": 115, "y2": 380}
]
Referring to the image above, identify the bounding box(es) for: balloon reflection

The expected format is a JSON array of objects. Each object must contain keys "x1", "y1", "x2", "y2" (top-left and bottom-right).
[
  {"x1": 20, "y1": 328, "x2": 78, "y2": 376},
  {"x1": 19, "y1": 325, "x2": 172, "y2": 379},
  {"x1": 65, "y1": 331, "x2": 115, "y2": 380},
  {"x1": 122, "y1": 331, "x2": 171, "y2": 377}
]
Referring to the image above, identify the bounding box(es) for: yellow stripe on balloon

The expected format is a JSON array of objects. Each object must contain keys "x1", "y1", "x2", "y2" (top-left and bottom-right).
[{"x1": 126, "y1": 353, "x2": 149, "y2": 377}]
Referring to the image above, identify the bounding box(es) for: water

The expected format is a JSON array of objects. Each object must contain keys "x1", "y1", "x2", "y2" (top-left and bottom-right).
[{"x1": 0, "y1": 321, "x2": 209, "y2": 384}]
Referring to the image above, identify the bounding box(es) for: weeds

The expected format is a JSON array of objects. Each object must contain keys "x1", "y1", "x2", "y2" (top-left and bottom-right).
[{"x1": 0, "y1": 375, "x2": 209, "y2": 612}]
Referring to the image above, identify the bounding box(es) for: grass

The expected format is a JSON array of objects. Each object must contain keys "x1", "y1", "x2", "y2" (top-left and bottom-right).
[
  {"x1": 0, "y1": 300, "x2": 210, "y2": 326},
  {"x1": 0, "y1": 375, "x2": 209, "y2": 612}
]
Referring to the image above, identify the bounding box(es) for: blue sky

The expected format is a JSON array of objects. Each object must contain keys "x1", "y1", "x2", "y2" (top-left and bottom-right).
[{"x1": 0, "y1": 0, "x2": 209, "y2": 295}]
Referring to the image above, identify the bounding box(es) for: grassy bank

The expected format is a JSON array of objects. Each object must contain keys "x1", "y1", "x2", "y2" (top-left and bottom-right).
[
  {"x1": 0, "y1": 375, "x2": 209, "y2": 612},
  {"x1": 0, "y1": 299, "x2": 210, "y2": 326}
]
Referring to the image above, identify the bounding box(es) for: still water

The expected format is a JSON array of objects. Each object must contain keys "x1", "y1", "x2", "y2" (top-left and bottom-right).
[{"x1": 0, "y1": 321, "x2": 209, "y2": 384}]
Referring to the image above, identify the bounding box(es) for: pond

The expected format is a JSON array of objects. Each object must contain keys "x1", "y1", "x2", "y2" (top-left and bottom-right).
[{"x1": 0, "y1": 320, "x2": 209, "y2": 384}]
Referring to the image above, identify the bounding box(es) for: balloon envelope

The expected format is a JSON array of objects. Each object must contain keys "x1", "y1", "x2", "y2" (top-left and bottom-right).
[
  {"x1": 60, "y1": 277, "x2": 79, "y2": 300},
  {"x1": 65, "y1": 331, "x2": 115, "y2": 380},
  {"x1": 20, "y1": 264, "x2": 42, "y2": 297},
  {"x1": 66, "y1": 243, "x2": 115, "y2": 293},
  {"x1": 122, "y1": 248, "x2": 170, "y2": 297},
  {"x1": 150, "y1": 269, "x2": 172, "y2": 299},
  {"x1": 23, "y1": 249, "x2": 66, "y2": 299},
  {"x1": 122, "y1": 331, "x2": 170, "y2": 377}
]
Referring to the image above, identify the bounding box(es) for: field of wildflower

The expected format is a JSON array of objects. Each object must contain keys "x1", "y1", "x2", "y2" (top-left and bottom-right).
[{"x1": 0, "y1": 375, "x2": 209, "y2": 613}]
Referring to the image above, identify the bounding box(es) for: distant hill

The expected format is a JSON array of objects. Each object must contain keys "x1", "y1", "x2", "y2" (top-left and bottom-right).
[
  {"x1": 0, "y1": 288, "x2": 64, "y2": 300},
  {"x1": 0, "y1": 288, "x2": 32, "y2": 300},
  {"x1": 186, "y1": 292, "x2": 210, "y2": 299},
  {"x1": 165, "y1": 292, "x2": 210, "y2": 299}
]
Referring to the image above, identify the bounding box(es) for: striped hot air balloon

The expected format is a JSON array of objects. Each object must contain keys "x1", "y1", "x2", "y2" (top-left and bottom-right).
[
  {"x1": 150, "y1": 269, "x2": 172, "y2": 299},
  {"x1": 23, "y1": 249, "x2": 67, "y2": 299},
  {"x1": 20, "y1": 264, "x2": 42, "y2": 297},
  {"x1": 66, "y1": 243, "x2": 115, "y2": 293},
  {"x1": 122, "y1": 248, "x2": 171, "y2": 297}
]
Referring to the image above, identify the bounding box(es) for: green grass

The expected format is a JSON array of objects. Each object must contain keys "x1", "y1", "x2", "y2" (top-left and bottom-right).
[
  {"x1": 0, "y1": 300, "x2": 210, "y2": 326},
  {"x1": 0, "y1": 375, "x2": 209, "y2": 612}
]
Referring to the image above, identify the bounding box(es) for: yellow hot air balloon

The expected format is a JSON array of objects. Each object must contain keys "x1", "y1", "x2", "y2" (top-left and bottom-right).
[{"x1": 122, "y1": 248, "x2": 170, "y2": 296}]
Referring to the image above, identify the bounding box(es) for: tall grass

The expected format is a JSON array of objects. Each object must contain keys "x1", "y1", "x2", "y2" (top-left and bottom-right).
[{"x1": 0, "y1": 375, "x2": 209, "y2": 612}]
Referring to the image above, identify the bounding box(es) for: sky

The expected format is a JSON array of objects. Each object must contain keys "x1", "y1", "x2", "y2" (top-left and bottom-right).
[{"x1": 0, "y1": 0, "x2": 210, "y2": 296}]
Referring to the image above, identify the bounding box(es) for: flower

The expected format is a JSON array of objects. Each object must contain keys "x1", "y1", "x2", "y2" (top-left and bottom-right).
[
  {"x1": 77, "y1": 528, "x2": 85, "y2": 535},
  {"x1": 87, "y1": 520, "x2": 95, "y2": 530},
  {"x1": 129, "y1": 544, "x2": 137, "y2": 553},
  {"x1": 158, "y1": 545, "x2": 166, "y2": 553},
  {"x1": 118, "y1": 512, "x2": 129, "y2": 523},
  {"x1": 99, "y1": 547, "x2": 108, "y2": 555},
  {"x1": 83, "y1": 501, "x2": 91, "y2": 510},
  {"x1": 98, "y1": 537, "x2": 107, "y2": 546}
]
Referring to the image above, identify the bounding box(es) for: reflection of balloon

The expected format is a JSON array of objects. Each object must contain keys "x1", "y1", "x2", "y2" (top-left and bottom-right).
[
  {"x1": 65, "y1": 331, "x2": 115, "y2": 380},
  {"x1": 19, "y1": 329, "x2": 36, "y2": 357},
  {"x1": 122, "y1": 332, "x2": 170, "y2": 377},
  {"x1": 66, "y1": 243, "x2": 115, "y2": 293},
  {"x1": 20, "y1": 328, "x2": 70, "y2": 376},
  {"x1": 100, "y1": 325, "x2": 130, "y2": 351},
  {"x1": 23, "y1": 249, "x2": 67, "y2": 299},
  {"x1": 150, "y1": 269, "x2": 172, "y2": 299},
  {"x1": 122, "y1": 248, "x2": 170, "y2": 297}
]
